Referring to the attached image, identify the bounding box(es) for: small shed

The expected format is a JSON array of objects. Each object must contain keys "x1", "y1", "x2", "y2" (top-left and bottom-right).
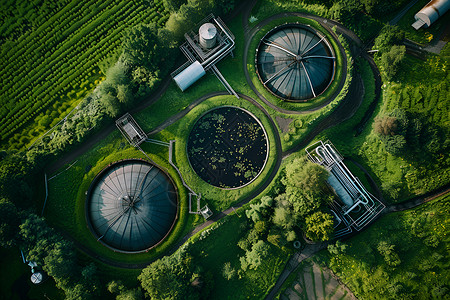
[{"x1": 116, "y1": 113, "x2": 148, "y2": 147}]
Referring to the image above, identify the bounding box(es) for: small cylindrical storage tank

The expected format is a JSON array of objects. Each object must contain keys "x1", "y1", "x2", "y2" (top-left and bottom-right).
[
  {"x1": 199, "y1": 23, "x2": 217, "y2": 49},
  {"x1": 174, "y1": 61, "x2": 206, "y2": 91},
  {"x1": 414, "y1": 0, "x2": 450, "y2": 28}
]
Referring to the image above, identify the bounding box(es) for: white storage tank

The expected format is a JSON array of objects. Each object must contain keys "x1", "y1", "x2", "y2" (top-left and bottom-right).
[
  {"x1": 412, "y1": 0, "x2": 450, "y2": 30},
  {"x1": 199, "y1": 23, "x2": 217, "y2": 49}
]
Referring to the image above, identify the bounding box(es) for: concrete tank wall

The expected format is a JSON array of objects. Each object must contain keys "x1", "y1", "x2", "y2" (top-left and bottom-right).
[{"x1": 199, "y1": 23, "x2": 217, "y2": 49}]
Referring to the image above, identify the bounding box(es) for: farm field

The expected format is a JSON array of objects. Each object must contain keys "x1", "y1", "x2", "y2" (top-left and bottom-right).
[{"x1": 0, "y1": 0, "x2": 169, "y2": 150}]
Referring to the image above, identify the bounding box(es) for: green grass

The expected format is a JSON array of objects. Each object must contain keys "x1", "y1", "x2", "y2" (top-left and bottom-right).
[
  {"x1": 45, "y1": 130, "x2": 196, "y2": 266},
  {"x1": 160, "y1": 95, "x2": 279, "y2": 212},
  {"x1": 314, "y1": 194, "x2": 450, "y2": 299},
  {"x1": 186, "y1": 213, "x2": 290, "y2": 299}
]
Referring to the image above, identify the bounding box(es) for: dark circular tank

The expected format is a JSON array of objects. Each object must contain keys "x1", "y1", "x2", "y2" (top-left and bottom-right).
[
  {"x1": 86, "y1": 159, "x2": 178, "y2": 253},
  {"x1": 256, "y1": 24, "x2": 336, "y2": 101}
]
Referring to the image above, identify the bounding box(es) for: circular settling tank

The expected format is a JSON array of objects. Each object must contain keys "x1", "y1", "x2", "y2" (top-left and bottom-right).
[
  {"x1": 187, "y1": 106, "x2": 268, "y2": 189},
  {"x1": 256, "y1": 24, "x2": 336, "y2": 101},
  {"x1": 86, "y1": 159, "x2": 178, "y2": 253}
]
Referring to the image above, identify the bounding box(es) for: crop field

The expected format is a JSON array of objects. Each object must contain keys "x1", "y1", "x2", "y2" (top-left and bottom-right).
[{"x1": 0, "y1": 0, "x2": 169, "y2": 149}]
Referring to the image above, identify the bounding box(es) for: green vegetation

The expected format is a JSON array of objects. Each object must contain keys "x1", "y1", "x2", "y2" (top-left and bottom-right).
[
  {"x1": 45, "y1": 131, "x2": 195, "y2": 265},
  {"x1": 315, "y1": 194, "x2": 450, "y2": 299},
  {"x1": 0, "y1": 0, "x2": 170, "y2": 149},
  {"x1": 140, "y1": 212, "x2": 290, "y2": 299},
  {"x1": 2, "y1": 0, "x2": 450, "y2": 299}
]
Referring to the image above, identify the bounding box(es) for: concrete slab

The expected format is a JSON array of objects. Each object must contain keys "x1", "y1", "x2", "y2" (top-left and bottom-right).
[
  {"x1": 313, "y1": 264, "x2": 324, "y2": 300},
  {"x1": 303, "y1": 266, "x2": 315, "y2": 300}
]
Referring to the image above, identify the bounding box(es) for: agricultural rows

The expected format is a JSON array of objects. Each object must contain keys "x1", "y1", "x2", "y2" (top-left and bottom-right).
[{"x1": 0, "y1": 0, "x2": 168, "y2": 145}]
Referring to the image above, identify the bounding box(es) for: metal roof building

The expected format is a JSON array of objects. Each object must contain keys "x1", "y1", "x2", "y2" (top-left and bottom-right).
[
  {"x1": 256, "y1": 24, "x2": 336, "y2": 102},
  {"x1": 412, "y1": 0, "x2": 450, "y2": 30},
  {"x1": 86, "y1": 159, "x2": 178, "y2": 253}
]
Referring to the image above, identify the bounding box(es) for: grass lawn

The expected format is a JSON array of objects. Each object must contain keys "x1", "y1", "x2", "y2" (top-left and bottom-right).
[
  {"x1": 314, "y1": 194, "x2": 450, "y2": 299},
  {"x1": 45, "y1": 129, "x2": 196, "y2": 266},
  {"x1": 159, "y1": 95, "x2": 279, "y2": 212},
  {"x1": 186, "y1": 213, "x2": 290, "y2": 299}
]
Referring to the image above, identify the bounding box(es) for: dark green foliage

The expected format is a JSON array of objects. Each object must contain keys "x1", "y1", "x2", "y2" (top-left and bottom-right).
[
  {"x1": 240, "y1": 240, "x2": 270, "y2": 271},
  {"x1": 0, "y1": 198, "x2": 21, "y2": 248},
  {"x1": 0, "y1": 151, "x2": 33, "y2": 207},
  {"x1": 304, "y1": 211, "x2": 334, "y2": 242},
  {"x1": 374, "y1": 25, "x2": 405, "y2": 53},
  {"x1": 377, "y1": 241, "x2": 401, "y2": 267},
  {"x1": 382, "y1": 134, "x2": 406, "y2": 156},
  {"x1": 163, "y1": 0, "x2": 187, "y2": 12},
  {"x1": 380, "y1": 45, "x2": 406, "y2": 81},
  {"x1": 18, "y1": 213, "x2": 101, "y2": 298},
  {"x1": 107, "y1": 279, "x2": 144, "y2": 300},
  {"x1": 138, "y1": 249, "x2": 194, "y2": 300}
]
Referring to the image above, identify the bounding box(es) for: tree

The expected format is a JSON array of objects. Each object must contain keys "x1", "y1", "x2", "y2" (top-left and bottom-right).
[
  {"x1": 0, "y1": 198, "x2": 21, "y2": 247},
  {"x1": 383, "y1": 135, "x2": 406, "y2": 156},
  {"x1": 380, "y1": 45, "x2": 406, "y2": 81},
  {"x1": 0, "y1": 151, "x2": 33, "y2": 208},
  {"x1": 139, "y1": 250, "x2": 193, "y2": 299},
  {"x1": 105, "y1": 60, "x2": 130, "y2": 86},
  {"x1": 222, "y1": 262, "x2": 236, "y2": 280},
  {"x1": 373, "y1": 116, "x2": 398, "y2": 136},
  {"x1": 246, "y1": 196, "x2": 273, "y2": 223},
  {"x1": 116, "y1": 84, "x2": 133, "y2": 105},
  {"x1": 327, "y1": 240, "x2": 347, "y2": 255},
  {"x1": 374, "y1": 25, "x2": 404, "y2": 53},
  {"x1": 100, "y1": 93, "x2": 120, "y2": 117},
  {"x1": 377, "y1": 241, "x2": 401, "y2": 267},
  {"x1": 305, "y1": 212, "x2": 334, "y2": 242},
  {"x1": 240, "y1": 240, "x2": 270, "y2": 271},
  {"x1": 272, "y1": 206, "x2": 295, "y2": 230},
  {"x1": 122, "y1": 24, "x2": 172, "y2": 72},
  {"x1": 163, "y1": 0, "x2": 187, "y2": 12},
  {"x1": 283, "y1": 157, "x2": 329, "y2": 196}
]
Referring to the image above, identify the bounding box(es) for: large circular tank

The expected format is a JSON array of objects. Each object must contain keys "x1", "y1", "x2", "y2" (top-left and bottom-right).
[
  {"x1": 256, "y1": 24, "x2": 336, "y2": 102},
  {"x1": 199, "y1": 23, "x2": 217, "y2": 49},
  {"x1": 86, "y1": 159, "x2": 178, "y2": 253}
]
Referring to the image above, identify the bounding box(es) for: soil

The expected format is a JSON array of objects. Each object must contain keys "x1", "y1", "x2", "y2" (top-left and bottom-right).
[{"x1": 187, "y1": 106, "x2": 268, "y2": 188}]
